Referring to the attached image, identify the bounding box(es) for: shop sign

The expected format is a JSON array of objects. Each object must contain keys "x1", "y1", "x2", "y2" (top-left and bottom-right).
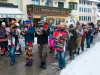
[{"x1": 0, "y1": 14, "x2": 17, "y2": 18}]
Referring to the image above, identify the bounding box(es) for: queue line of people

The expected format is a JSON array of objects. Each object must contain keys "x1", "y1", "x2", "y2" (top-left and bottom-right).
[{"x1": 0, "y1": 20, "x2": 96, "y2": 70}]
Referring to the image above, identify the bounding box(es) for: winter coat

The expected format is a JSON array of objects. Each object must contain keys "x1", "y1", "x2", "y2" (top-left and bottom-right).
[
  {"x1": 67, "y1": 29, "x2": 77, "y2": 52},
  {"x1": 75, "y1": 27, "x2": 83, "y2": 40},
  {"x1": 35, "y1": 28, "x2": 50, "y2": 45},
  {"x1": 86, "y1": 29, "x2": 92, "y2": 39},
  {"x1": 23, "y1": 26, "x2": 35, "y2": 42}
]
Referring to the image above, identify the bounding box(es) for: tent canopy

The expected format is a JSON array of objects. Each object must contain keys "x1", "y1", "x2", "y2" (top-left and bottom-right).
[{"x1": 0, "y1": 7, "x2": 24, "y2": 18}]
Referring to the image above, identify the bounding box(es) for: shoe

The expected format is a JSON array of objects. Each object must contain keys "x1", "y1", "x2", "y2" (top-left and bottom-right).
[
  {"x1": 77, "y1": 48, "x2": 80, "y2": 55},
  {"x1": 69, "y1": 56, "x2": 72, "y2": 60},
  {"x1": 39, "y1": 62, "x2": 43, "y2": 68},
  {"x1": 28, "y1": 63, "x2": 32, "y2": 67},
  {"x1": 42, "y1": 62, "x2": 46, "y2": 69},
  {"x1": 57, "y1": 67, "x2": 63, "y2": 70},
  {"x1": 25, "y1": 63, "x2": 29, "y2": 66},
  {"x1": 10, "y1": 63, "x2": 15, "y2": 66},
  {"x1": 42, "y1": 65, "x2": 46, "y2": 69}
]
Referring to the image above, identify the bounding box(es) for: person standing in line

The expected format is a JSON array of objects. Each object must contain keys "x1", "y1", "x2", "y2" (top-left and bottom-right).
[
  {"x1": 0, "y1": 22, "x2": 8, "y2": 57},
  {"x1": 81, "y1": 24, "x2": 87, "y2": 51},
  {"x1": 21, "y1": 21, "x2": 35, "y2": 67},
  {"x1": 67, "y1": 24, "x2": 77, "y2": 60},
  {"x1": 75, "y1": 21, "x2": 83, "y2": 55},
  {"x1": 35, "y1": 22, "x2": 50, "y2": 69},
  {"x1": 86, "y1": 26, "x2": 92, "y2": 48}
]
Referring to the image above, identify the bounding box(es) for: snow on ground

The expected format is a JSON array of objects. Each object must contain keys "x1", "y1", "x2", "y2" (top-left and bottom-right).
[{"x1": 60, "y1": 42, "x2": 100, "y2": 75}]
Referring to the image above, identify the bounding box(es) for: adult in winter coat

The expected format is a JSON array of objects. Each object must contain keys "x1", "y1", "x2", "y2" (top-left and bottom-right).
[
  {"x1": 67, "y1": 24, "x2": 77, "y2": 60},
  {"x1": 0, "y1": 22, "x2": 8, "y2": 56},
  {"x1": 35, "y1": 23, "x2": 50, "y2": 69},
  {"x1": 75, "y1": 22, "x2": 83, "y2": 55},
  {"x1": 81, "y1": 24, "x2": 87, "y2": 51},
  {"x1": 86, "y1": 26, "x2": 92, "y2": 48},
  {"x1": 21, "y1": 22, "x2": 35, "y2": 67}
]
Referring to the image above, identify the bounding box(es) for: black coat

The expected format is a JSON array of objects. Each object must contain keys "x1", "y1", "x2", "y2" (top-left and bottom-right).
[
  {"x1": 67, "y1": 29, "x2": 77, "y2": 52},
  {"x1": 35, "y1": 28, "x2": 50, "y2": 45}
]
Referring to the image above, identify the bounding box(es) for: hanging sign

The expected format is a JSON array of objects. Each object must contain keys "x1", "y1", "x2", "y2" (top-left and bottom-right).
[{"x1": 0, "y1": 14, "x2": 17, "y2": 18}]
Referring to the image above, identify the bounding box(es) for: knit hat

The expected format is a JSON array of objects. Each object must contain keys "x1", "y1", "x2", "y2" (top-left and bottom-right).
[{"x1": 2, "y1": 22, "x2": 5, "y2": 26}]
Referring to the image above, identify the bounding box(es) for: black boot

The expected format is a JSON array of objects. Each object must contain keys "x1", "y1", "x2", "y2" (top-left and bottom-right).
[
  {"x1": 81, "y1": 45, "x2": 84, "y2": 51},
  {"x1": 39, "y1": 62, "x2": 43, "y2": 68},
  {"x1": 42, "y1": 62, "x2": 46, "y2": 69},
  {"x1": 28, "y1": 63, "x2": 32, "y2": 67},
  {"x1": 74, "y1": 45, "x2": 77, "y2": 54},
  {"x1": 77, "y1": 48, "x2": 80, "y2": 55}
]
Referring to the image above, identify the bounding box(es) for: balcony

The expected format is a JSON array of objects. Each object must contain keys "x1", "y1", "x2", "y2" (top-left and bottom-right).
[{"x1": 27, "y1": 4, "x2": 71, "y2": 17}]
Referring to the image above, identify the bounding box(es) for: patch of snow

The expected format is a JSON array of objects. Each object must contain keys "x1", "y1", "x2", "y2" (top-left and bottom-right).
[{"x1": 60, "y1": 42, "x2": 100, "y2": 75}]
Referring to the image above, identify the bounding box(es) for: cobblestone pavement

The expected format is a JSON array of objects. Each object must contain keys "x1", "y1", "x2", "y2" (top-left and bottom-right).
[{"x1": 0, "y1": 34, "x2": 99, "y2": 75}]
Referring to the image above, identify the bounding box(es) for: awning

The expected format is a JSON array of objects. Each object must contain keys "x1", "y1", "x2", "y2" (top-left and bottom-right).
[{"x1": 0, "y1": 7, "x2": 24, "y2": 18}]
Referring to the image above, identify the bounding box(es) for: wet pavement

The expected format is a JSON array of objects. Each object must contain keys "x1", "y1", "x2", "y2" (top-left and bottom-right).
[{"x1": 0, "y1": 34, "x2": 100, "y2": 75}]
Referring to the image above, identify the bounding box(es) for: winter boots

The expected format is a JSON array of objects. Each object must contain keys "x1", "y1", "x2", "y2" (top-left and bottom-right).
[
  {"x1": 77, "y1": 48, "x2": 80, "y2": 55},
  {"x1": 39, "y1": 62, "x2": 46, "y2": 69}
]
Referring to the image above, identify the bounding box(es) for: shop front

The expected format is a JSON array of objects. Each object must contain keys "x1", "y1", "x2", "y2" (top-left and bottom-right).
[
  {"x1": 27, "y1": 4, "x2": 71, "y2": 26},
  {"x1": 0, "y1": 2, "x2": 24, "y2": 23}
]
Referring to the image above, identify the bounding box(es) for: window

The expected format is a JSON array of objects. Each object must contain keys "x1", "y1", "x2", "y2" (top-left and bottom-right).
[
  {"x1": 79, "y1": 0, "x2": 81, "y2": 4},
  {"x1": 84, "y1": 16, "x2": 85, "y2": 20},
  {"x1": 82, "y1": 16, "x2": 84, "y2": 21},
  {"x1": 82, "y1": 7, "x2": 83, "y2": 12},
  {"x1": 79, "y1": 7, "x2": 81, "y2": 12},
  {"x1": 84, "y1": 8, "x2": 85, "y2": 12},
  {"x1": 58, "y1": 2, "x2": 64, "y2": 8},
  {"x1": 79, "y1": 16, "x2": 81, "y2": 20},
  {"x1": 31, "y1": 0, "x2": 40, "y2": 5}
]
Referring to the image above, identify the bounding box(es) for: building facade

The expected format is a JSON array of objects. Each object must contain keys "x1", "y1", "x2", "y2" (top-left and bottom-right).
[
  {"x1": 79, "y1": 0, "x2": 98, "y2": 24},
  {"x1": 0, "y1": 0, "x2": 79, "y2": 26}
]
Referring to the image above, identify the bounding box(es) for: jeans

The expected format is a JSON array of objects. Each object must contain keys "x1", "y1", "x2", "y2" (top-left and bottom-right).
[
  {"x1": 8, "y1": 46, "x2": 16, "y2": 63},
  {"x1": 86, "y1": 38, "x2": 91, "y2": 48},
  {"x1": 57, "y1": 51, "x2": 66, "y2": 68}
]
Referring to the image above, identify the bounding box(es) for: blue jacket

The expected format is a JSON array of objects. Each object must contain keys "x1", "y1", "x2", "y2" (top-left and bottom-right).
[
  {"x1": 86, "y1": 29, "x2": 92, "y2": 39},
  {"x1": 23, "y1": 26, "x2": 35, "y2": 42}
]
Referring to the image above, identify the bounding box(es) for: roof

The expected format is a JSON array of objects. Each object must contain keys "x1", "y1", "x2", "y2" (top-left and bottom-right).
[{"x1": 0, "y1": 2, "x2": 18, "y2": 8}]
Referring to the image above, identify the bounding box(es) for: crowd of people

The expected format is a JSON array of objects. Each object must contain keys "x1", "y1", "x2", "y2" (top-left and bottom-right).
[{"x1": 0, "y1": 19, "x2": 99, "y2": 70}]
